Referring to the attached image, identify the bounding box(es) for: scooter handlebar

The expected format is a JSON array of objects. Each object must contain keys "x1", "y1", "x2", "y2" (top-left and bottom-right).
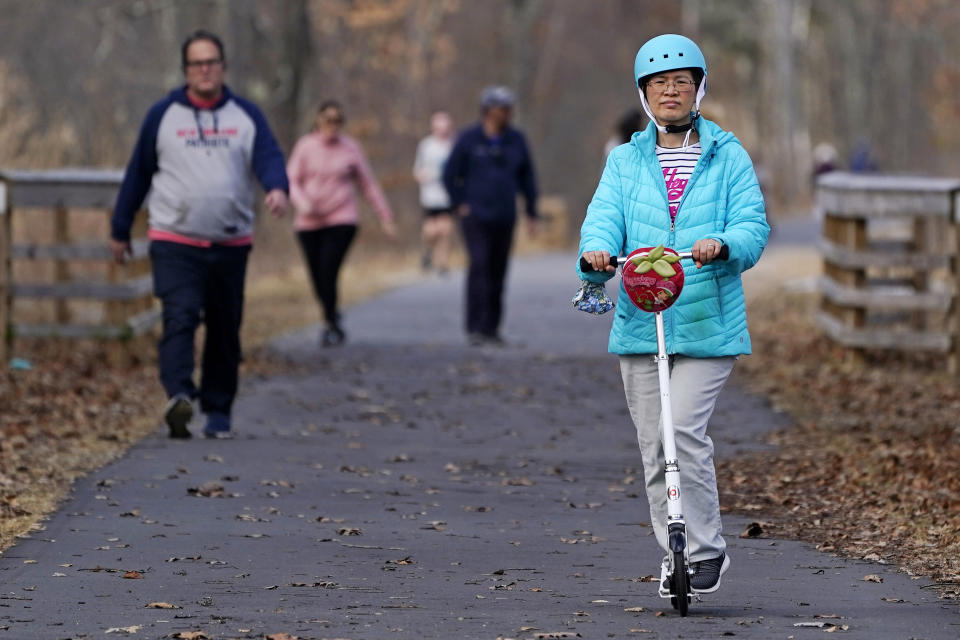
[{"x1": 579, "y1": 245, "x2": 728, "y2": 272}]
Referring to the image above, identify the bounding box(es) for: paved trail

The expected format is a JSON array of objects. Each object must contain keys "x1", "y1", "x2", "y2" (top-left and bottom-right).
[{"x1": 1, "y1": 235, "x2": 957, "y2": 639}]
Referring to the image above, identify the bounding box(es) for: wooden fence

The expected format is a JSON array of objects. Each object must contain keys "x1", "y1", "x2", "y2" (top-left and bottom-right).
[
  {"x1": 815, "y1": 171, "x2": 960, "y2": 372},
  {"x1": 0, "y1": 169, "x2": 157, "y2": 365}
]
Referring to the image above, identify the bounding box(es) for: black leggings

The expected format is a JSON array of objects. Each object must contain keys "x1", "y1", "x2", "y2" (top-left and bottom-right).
[{"x1": 297, "y1": 225, "x2": 357, "y2": 327}]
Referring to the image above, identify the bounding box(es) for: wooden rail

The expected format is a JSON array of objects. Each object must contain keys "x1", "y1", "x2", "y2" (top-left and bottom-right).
[
  {"x1": 0, "y1": 169, "x2": 158, "y2": 365},
  {"x1": 815, "y1": 172, "x2": 960, "y2": 372}
]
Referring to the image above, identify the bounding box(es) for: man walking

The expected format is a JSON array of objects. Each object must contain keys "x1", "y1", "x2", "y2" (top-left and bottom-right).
[
  {"x1": 442, "y1": 86, "x2": 538, "y2": 346},
  {"x1": 110, "y1": 30, "x2": 289, "y2": 439}
]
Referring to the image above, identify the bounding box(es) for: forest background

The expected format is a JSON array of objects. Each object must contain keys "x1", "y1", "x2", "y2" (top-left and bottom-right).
[{"x1": 1, "y1": 0, "x2": 958, "y2": 246}]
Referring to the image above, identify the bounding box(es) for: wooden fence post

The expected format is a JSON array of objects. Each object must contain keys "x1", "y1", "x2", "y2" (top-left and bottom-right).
[{"x1": 53, "y1": 203, "x2": 70, "y2": 325}]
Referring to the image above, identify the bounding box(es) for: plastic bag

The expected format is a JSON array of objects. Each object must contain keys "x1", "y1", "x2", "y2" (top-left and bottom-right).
[{"x1": 572, "y1": 280, "x2": 615, "y2": 315}]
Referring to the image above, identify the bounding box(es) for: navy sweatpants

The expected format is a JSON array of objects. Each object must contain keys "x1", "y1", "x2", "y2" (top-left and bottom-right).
[
  {"x1": 149, "y1": 240, "x2": 250, "y2": 416},
  {"x1": 460, "y1": 216, "x2": 515, "y2": 337}
]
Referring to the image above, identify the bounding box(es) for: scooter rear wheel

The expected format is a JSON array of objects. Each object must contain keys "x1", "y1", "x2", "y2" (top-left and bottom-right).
[{"x1": 670, "y1": 549, "x2": 690, "y2": 616}]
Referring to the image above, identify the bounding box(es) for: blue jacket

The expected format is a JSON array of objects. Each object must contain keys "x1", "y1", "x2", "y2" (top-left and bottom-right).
[
  {"x1": 442, "y1": 123, "x2": 538, "y2": 224},
  {"x1": 112, "y1": 85, "x2": 289, "y2": 243},
  {"x1": 578, "y1": 118, "x2": 769, "y2": 357}
]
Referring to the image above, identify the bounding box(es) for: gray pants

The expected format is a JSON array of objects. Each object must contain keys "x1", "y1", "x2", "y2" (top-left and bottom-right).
[{"x1": 619, "y1": 354, "x2": 736, "y2": 563}]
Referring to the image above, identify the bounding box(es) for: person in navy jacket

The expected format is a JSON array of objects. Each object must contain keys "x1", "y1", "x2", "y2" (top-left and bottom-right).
[
  {"x1": 442, "y1": 86, "x2": 539, "y2": 346},
  {"x1": 110, "y1": 30, "x2": 289, "y2": 439}
]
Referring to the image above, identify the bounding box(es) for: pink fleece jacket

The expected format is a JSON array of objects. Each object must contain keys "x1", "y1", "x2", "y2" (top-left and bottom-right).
[{"x1": 287, "y1": 132, "x2": 394, "y2": 231}]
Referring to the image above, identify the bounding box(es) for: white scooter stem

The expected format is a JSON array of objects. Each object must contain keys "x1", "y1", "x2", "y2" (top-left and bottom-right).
[{"x1": 655, "y1": 311, "x2": 684, "y2": 531}]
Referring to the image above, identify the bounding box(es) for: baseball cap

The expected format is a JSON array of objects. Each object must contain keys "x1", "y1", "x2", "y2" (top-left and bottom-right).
[{"x1": 480, "y1": 85, "x2": 515, "y2": 109}]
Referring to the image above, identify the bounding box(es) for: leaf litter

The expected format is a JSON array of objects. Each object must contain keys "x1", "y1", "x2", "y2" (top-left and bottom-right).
[{"x1": 719, "y1": 292, "x2": 960, "y2": 598}]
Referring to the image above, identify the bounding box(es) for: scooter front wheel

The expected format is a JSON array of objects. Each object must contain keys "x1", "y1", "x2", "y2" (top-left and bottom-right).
[{"x1": 670, "y1": 549, "x2": 690, "y2": 616}]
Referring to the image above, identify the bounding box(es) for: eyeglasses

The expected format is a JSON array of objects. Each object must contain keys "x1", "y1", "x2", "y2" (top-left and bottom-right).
[
  {"x1": 185, "y1": 58, "x2": 223, "y2": 69},
  {"x1": 646, "y1": 78, "x2": 695, "y2": 93}
]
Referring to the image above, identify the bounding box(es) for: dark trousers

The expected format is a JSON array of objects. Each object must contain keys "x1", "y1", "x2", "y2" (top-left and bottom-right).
[
  {"x1": 149, "y1": 240, "x2": 250, "y2": 415},
  {"x1": 460, "y1": 216, "x2": 515, "y2": 337},
  {"x1": 296, "y1": 225, "x2": 357, "y2": 327}
]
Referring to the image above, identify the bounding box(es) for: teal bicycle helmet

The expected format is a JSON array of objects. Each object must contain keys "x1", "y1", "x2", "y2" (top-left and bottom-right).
[{"x1": 633, "y1": 34, "x2": 707, "y2": 136}]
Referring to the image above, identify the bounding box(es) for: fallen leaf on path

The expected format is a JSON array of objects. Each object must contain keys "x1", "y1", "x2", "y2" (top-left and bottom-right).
[
  {"x1": 105, "y1": 626, "x2": 142, "y2": 634},
  {"x1": 123, "y1": 571, "x2": 143, "y2": 579},
  {"x1": 187, "y1": 482, "x2": 226, "y2": 498},
  {"x1": 624, "y1": 606, "x2": 645, "y2": 612},
  {"x1": 740, "y1": 522, "x2": 764, "y2": 538},
  {"x1": 265, "y1": 634, "x2": 298, "y2": 640},
  {"x1": 171, "y1": 633, "x2": 209, "y2": 640},
  {"x1": 145, "y1": 601, "x2": 179, "y2": 609},
  {"x1": 862, "y1": 574, "x2": 883, "y2": 583},
  {"x1": 337, "y1": 527, "x2": 362, "y2": 536},
  {"x1": 794, "y1": 621, "x2": 847, "y2": 629}
]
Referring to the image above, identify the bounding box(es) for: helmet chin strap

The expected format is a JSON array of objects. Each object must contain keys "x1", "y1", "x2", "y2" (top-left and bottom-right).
[{"x1": 638, "y1": 78, "x2": 707, "y2": 144}]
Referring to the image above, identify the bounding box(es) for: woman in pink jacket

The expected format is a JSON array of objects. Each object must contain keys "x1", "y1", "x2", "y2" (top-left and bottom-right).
[{"x1": 287, "y1": 100, "x2": 397, "y2": 347}]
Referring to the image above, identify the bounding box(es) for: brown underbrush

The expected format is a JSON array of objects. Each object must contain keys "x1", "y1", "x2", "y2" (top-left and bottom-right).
[{"x1": 720, "y1": 292, "x2": 960, "y2": 598}]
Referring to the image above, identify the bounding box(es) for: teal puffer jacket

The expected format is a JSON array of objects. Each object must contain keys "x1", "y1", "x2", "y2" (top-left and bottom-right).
[{"x1": 578, "y1": 118, "x2": 769, "y2": 357}]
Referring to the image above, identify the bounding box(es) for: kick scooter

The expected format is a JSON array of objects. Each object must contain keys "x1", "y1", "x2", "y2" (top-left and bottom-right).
[{"x1": 579, "y1": 244, "x2": 728, "y2": 616}]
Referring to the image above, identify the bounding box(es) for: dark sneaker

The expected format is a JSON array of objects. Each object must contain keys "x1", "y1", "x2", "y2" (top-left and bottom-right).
[
  {"x1": 469, "y1": 333, "x2": 507, "y2": 348},
  {"x1": 164, "y1": 395, "x2": 193, "y2": 439},
  {"x1": 320, "y1": 327, "x2": 346, "y2": 348},
  {"x1": 203, "y1": 411, "x2": 232, "y2": 439},
  {"x1": 484, "y1": 334, "x2": 507, "y2": 347},
  {"x1": 690, "y1": 553, "x2": 730, "y2": 593}
]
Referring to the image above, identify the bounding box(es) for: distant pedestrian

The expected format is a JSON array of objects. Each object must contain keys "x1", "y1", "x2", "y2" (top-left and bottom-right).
[
  {"x1": 110, "y1": 29, "x2": 289, "y2": 439},
  {"x1": 813, "y1": 142, "x2": 839, "y2": 180},
  {"x1": 287, "y1": 100, "x2": 397, "y2": 347},
  {"x1": 413, "y1": 110, "x2": 455, "y2": 274},
  {"x1": 604, "y1": 108, "x2": 645, "y2": 158},
  {"x1": 442, "y1": 86, "x2": 539, "y2": 346},
  {"x1": 849, "y1": 138, "x2": 878, "y2": 173}
]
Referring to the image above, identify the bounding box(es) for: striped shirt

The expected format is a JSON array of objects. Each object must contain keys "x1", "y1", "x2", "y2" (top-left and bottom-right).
[{"x1": 656, "y1": 142, "x2": 701, "y2": 222}]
